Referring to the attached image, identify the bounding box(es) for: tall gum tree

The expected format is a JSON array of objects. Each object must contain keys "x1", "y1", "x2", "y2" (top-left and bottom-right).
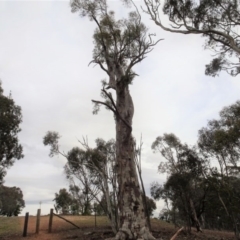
[{"x1": 70, "y1": 1, "x2": 161, "y2": 239}]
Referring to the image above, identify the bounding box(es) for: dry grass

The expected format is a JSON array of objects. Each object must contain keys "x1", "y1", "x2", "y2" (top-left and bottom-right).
[
  {"x1": 0, "y1": 215, "x2": 110, "y2": 236},
  {"x1": 151, "y1": 218, "x2": 175, "y2": 230},
  {"x1": 0, "y1": 217, "x2": 22, "y2": 235},
  {"x1": 0, "y1": 215, "x2": 236, "y2": 240}
]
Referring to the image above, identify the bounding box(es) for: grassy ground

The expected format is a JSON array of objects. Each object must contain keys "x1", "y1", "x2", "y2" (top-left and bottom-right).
[
  {"x1": 0, "y1": 216, "x2": 21, "y2": 236},
  {"x1": 0, "y1": 215, "x2": 110, "y2": 236},
  {"x1": 0, "y1": 215, "x2": 236, "y2": 240}
]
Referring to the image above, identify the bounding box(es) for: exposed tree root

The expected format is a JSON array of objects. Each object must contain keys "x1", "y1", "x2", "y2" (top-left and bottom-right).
[
  {"x1": 105, "y1": 226, "x2": 184, "y2": 240},
  {"x1": 170, "y1": 227, "x2": 184, "y2": 240},
  {"x1": 105, "y1": 226, "x2": 156, "y2": 240}
]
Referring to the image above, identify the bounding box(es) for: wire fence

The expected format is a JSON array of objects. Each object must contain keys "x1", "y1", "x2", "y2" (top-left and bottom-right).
[{"x1": 22, "y1": 209, "x2": 110, "y2": 237}]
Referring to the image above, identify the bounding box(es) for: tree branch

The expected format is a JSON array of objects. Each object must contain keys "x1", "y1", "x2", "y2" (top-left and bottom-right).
[{"x1": 91, "y1": 99, "x2": 116, "y2": 114}]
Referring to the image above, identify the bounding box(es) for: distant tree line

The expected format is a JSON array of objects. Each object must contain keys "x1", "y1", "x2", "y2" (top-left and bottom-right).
[{"x1": 53, "y1": 186, "x2": 156, "y2": 218}]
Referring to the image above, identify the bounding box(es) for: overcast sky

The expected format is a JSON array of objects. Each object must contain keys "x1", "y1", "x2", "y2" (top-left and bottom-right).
[{"x1": 1, "y1": 0, "x2": 240, "y2": 217}]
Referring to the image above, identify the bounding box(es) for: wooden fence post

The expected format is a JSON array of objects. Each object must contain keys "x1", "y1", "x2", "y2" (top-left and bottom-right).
[
  {"x1": 23, "y1": 212, "x2": 29, "y2": 237},
  {"x1": 36, "y1": 209, "x2": 41, "y2": 234},
  {"x1": 48, "y1": 208, "x2": 54, "y2": 233}
]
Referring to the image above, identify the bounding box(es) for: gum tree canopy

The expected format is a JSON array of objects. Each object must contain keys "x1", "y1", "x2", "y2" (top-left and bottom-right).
[
  {"x1": 0, "y1": 81, "x2": 23, "y2": 184},
  {"x1": 0, "y1": 185, "x2": 25, "y2": 217},
  {"x1": 70, "y1": 1, "x2": 161, "y2": 239},
  {"x1": 143, "y1": 0, "x2": 240, "y2": 77}
]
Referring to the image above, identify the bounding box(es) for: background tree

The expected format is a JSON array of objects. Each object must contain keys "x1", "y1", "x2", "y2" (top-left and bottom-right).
[
  {"x1": 200, "y1": 175, "x2": 240, "y2": 232},
  {"x1": 70, "y1": 1, "x2": 161, "y2": 239},
  {"x1": 0, "y1": 81, "x2": 23, "y2": 184},
  {"x1": 151, "y1": 133, "x2": 207, "y2": 232},
  {"x1": 93, "y1": 193, "x2": 116, "y2": 217},
  {"x1": 0, "y1": 185, "x2": 25, "y2": 217},
  {"x1": 145, "y1": 196, "x2": 157, "y2": 217},
  {"x1": 53, "y1": 188, "x2": 73, "y2": 215},
  {"x1": 84, "y1": 138, "x2": 119, "y2": 231},
  {"x1": 198, "y1": 100, "x2": 240, "y2": 174},
  {"x1": 150, "y1": 100, "x2": 240, "y2": 238},
  {"x1": 198, "y1": 100, "x2": 240, "y2": 239},
  {"x1": 65, "y1": 148, "x2": 97, "y2": 216},
  {"x1": 44, "y1": 133, "x2": 118, "y2": 233},
  {"x1": 68, "y1": 184, "x2": 89, "y2": 215},
  {"x1": 143, "y1": 0, "x2": 240, "y2": 76}
]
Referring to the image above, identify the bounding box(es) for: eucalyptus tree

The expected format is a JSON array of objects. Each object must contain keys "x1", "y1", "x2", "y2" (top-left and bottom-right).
[
  {"x1": 66, "y1": 138, "x2": 119, "y2": 233},
  {"x1": 64, "y1": 147, "x2": 99, "y2": 216},
  {"x1": 70, "y1": 1, "x2": 161, "y2": 239},
  {"x1": 198, "y1": 100, "x2": 240, "y2": 239},
  {"x1": 54, "y1": 188, "x2": 73, "y2": 215},
  {"x1": 143, "y1": 0, "x2": 240, "y2": 77},
  {"x1": 44, "y1": 132, "x2": 118, "y2": 234},
  {"x1": 198, "y1": 100, "x2": 240, "y2": 174},
  {"x1": 0, "y1": 81, "x2": 23, "y2": 184},
  {"x1": 0, "y1": 185, "x2": 25, "y2": 217},
  {"x1": 151, "y1": 133, "x2": 207, "y2": 232}
]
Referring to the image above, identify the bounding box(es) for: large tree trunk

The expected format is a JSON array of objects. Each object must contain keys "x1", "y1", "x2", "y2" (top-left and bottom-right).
[{"x1": 112, "y1": 82, "x2": 155, "y2": 240}]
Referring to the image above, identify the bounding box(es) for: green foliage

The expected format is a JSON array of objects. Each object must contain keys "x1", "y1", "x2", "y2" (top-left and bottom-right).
[
  {"x1": 54, "y1": 187, "x2": 93, "y2": 215},
  {"x1": 70, "y1": 1, "x2": 160, "y2": 121},
  {"x1": 144, "y1": 0, "x2": 240, "y2": 76},
  {"x1": 151, "y1": 100, "x2": 240, "y2": 232},
  {"x1": 0, "y1": 82, "x2": 23, "y2": 184},
  {"x1": 69, "y1": 184, "x2": 92, "y2": 216},
  {"x1": 0, "y1": 185, "x2": 25, "y2": 217},
  {"x1": 94, "y1": 201, "x2": 106, "y2": 216},
  {"x1": 198, "y1": 100, "x2": 240, "y2": 234},
  {"x1": 152, "y1": 133, "x2": 206, "y2": 176},
  {"x1": 198, "y1": 100, "x2": 240, "y2": 168},
  {"x1": 201, "y1": 175, "x2": 240, "y2": 230},
  {"x1": 64, "y1": 139, "x2": 117, "y2": 217},
  {"x1": 44, "y1": 133, "x2": 118, "y2": 218},
  {"x1": 145, "y1": 196, "x2": 157, "y2": 217},
  {"x1": 53, "y1": 188, "x2": 73, "y2": 215},
  {"x1": 151, "y1": 133, "x2": 208, "y2": 229},
  {"x1": 43, "y1": 131, "x2": 61, "y2": 157}
]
